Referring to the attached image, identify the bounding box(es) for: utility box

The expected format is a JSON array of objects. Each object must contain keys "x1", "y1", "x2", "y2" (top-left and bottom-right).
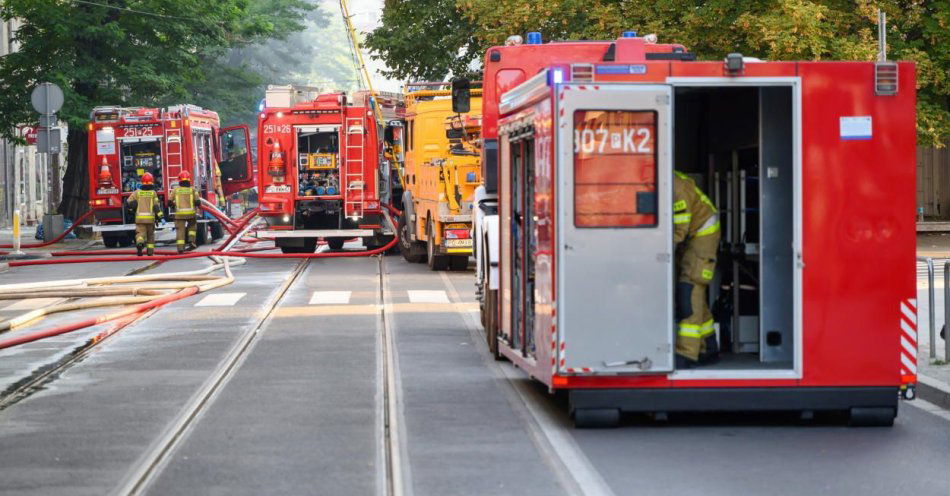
[{"x1": 42, "y1": 213, "x2": 64, "y2": 242}]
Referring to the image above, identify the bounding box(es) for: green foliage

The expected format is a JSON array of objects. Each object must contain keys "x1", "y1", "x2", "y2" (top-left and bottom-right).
[
  {"x1": 369, "y1": 0, "x2": 949, "y2": 146},
  {"x1": 364, "y1": 0, "x2": 480, "y2": 82}
]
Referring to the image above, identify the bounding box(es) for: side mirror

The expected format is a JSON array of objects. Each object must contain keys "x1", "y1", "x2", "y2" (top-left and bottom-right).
[{"x1": 451, "y1": 78, "x2": 471, "y2": 114}]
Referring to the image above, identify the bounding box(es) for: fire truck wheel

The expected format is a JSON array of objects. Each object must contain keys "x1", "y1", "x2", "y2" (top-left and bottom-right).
[
  {"x1": 120, "y1": 233, "x2": 135, "y2": 247},
  {"x1": 448, "y1": 256, "x2": 469, "y2": 271},
  {"x1": 573, "y1": 408, "x2": 621, "y2": 428},
  {"x1": 398, "y1": 213, "x2": 426, "y2": 263},
  {"x1": 280, "y1": 246, "x2": 302, "y2": 254},
  {"x1": 210, "y1": 221, "x2": 224, "y2": 240},
  {"x1": 327, "y1": 238, "x2": 345, "y2": 251},
  {"x1": 102, "y1": 234, "x2": 119, "y2": 249},
  {"x1": 195, "y1": 223, "x2": 208, "y2": 246},
  {"x1": 848, "y1": 407, "x2": 895, "y2": 427},
  {"x1": 426, "y1": 219, "x2": 449, "y2": 271}
]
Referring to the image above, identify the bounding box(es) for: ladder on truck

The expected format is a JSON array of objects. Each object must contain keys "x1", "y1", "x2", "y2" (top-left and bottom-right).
[
  {"x1": 164, "y1": 127, "x2": 183, "y2": 190},
  {"x1": 344, "y1": 116, "x2": 365, "y2": 219}
]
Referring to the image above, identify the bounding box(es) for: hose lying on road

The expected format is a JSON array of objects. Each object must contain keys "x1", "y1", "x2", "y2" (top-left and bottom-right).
[
  {"x1": 0, "y1": 256, "x2": 237, "y2": 349},
  {"x1": 0, "y1": 209, "x2": 96, "y2": 249}
]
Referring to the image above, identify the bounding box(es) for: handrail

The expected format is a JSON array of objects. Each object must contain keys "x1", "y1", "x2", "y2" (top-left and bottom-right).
[
  {"x1": 917, "y1": 256, "x2": 936, "y2": 359},
  {"x1": 944, "y1": 261, "x2": 950, "y2": 361}
]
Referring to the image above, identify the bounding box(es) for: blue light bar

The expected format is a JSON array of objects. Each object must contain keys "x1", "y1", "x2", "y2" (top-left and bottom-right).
[
  {"x1": 622, "y1": 31, "x2": 638, "y2": 38},
  {"x1": 526, "y1": 32, "x2": 542, "y2": 45}
]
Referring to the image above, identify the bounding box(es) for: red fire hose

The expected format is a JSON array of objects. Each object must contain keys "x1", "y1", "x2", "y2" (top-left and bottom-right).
[
  {"x1": 0, "y1": 286, "x2": 198, "y2": 350},
  {"x1": 0, "y1": 209, "x2": 96, "y2": 249}
]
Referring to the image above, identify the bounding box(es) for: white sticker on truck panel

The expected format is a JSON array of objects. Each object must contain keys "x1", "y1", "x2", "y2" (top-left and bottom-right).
[{"x1": 840, "y1": 116, "x2": 872, "y2": 140}]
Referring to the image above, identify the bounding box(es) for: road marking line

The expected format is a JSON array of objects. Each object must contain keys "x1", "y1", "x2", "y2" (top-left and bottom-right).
[
  {"x1": 309, "y1": 291, "x2": 352, "y2": 305},
  {"x1": 907, "y1": 398, "x2": 950, "y2": 422},
  {"x1": 439, "y1": 272, "x2": 615, "y2": 496},
  {"x1": 407, "y1": 290, "x2": 449, "y2": 304},
  {"x1": 1, "y1": 298, "x2": 62, "y2": 311},
  {"x1": 193, "y1": 292, "x2": 246, "y2": 307}
]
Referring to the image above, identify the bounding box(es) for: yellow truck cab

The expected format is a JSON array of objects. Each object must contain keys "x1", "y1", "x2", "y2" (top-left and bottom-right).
[{"x1": 398, "y1": 84, "x2": 483, "y2": 270}]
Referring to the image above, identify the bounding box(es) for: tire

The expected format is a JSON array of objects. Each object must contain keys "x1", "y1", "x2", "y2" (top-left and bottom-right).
[
  {"x1": 486, "y1": 289, "x2": 502, "y2": 360},
  {"x1": 448, "y1": 256, "x2": 469, "y2": 271},
  {"x1": 210, "y1": 221, "x2": 224, "y2": 240},
  {"x1": 302, "y1": 237, "x2": 317, "y2": 253},
  {"x1": 848, "y1": 407, "x2": 896, "y2": 427},
  {"x1": 195, "y1": 222, "x2": 208, "y2": 246},
  {"x1": 120, "y1": 232, "x2": 135, "y2": 247},
  {"x1": 573, "y1": 408, "x2": 621, "y2": 428},
  {"x1": 280, "y1": 245, "x2": 301, "y2": 254},
  {"x1": 398, "y1": 213, "x2": 426, "y2": 263},
  {"x1": 327, "y1": 238, "x2": 345, "y2": 250},
  {"x1": 426, "y1": 218, "x2": 448, "y2": 271},
  {"x1": 103, "y1": 234, "x2": 119, "y2": 248}
]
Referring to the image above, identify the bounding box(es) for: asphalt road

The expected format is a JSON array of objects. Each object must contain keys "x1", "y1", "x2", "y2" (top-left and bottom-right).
[{"x1": 0, "y1": 250, "x2": 949, "y2": 496}]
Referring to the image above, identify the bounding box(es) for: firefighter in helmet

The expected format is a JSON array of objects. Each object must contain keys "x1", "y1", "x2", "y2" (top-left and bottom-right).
[
  {"x1": 673, "y1": 171, "x2": 721, "y2": 367},
  {"x1": 127, "y1": 172, "x2": 163, "y2": 256},
  {"x1": 170, "y1": 171, "x2": 199, "y2": 253}
]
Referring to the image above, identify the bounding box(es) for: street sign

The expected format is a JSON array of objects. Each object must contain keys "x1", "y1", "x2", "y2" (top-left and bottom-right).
[
  {"x1": 18, "y1": 125, "x2": 37, "y2": 145},
  {"x1": 30, "y1": 82, "x2": 64, "y2": 114},
  {"x1": 38, "y1": 114, "x2": 57, "y2": 127},
  {"x1": 36, "y1": 128, "x2": 62, "y2": 153}
]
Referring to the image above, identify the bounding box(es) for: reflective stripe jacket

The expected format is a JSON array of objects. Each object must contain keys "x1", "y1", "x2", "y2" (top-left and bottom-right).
[
  {"x1": 673, "y1": 171, "x2": 719, "y2": 244},
  {"x1": 128, "y1": 189, "x2": 163, "y2": 224},
  {"x1": 171, "y1": 186, "x2": 198, "y2": 217}
]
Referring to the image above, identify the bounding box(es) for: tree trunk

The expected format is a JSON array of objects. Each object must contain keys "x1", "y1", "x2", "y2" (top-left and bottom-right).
[{"x1": 58, "y1": 127, "x2": 88, "y2": 222}]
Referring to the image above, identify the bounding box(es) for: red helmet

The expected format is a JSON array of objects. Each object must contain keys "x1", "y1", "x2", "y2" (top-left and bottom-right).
[
  {"x1": 179, "y1": 171, "x2": 192, "y2": 182},
  {"x1": 141, "y1": 172, "x2": 154, "y2": 185}
]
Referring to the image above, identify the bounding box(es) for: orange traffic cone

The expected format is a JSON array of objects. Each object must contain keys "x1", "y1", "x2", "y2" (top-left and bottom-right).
[{"x1": 98, "y1": 156, "x2": 113, "y2": 186}]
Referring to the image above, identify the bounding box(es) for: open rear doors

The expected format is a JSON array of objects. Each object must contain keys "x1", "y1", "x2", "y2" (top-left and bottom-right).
[
  {"x1": 219, "y1": 125, "x2": 255, "y2": 196},
  {"x1": 557, "y1": 84, "x2": 674, "y2": 374}
]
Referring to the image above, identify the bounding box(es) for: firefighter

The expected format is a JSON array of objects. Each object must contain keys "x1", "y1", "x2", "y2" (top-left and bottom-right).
[
  {"x1": 127, "y1": 172, "x2": 163, "y2": 256},
  {"x1": 170, "y1": 171, "x2": 198, "y2": 253},
  {"x1": 673, "y1": 171, "x2": 721, "y2": 367}
]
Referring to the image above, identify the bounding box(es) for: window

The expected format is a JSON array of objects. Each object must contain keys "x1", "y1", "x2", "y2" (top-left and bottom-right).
[{"x1": 573, "y1": 110, "x2": 657, "y2": 228}]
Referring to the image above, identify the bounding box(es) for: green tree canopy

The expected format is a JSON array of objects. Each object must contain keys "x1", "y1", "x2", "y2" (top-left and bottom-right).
[
  {"x1": 369, "y1": 0, "x2": 949, "y2": 146},
  {"x1": 0, "y1": 0, "x2": 313, "y2": 216}
]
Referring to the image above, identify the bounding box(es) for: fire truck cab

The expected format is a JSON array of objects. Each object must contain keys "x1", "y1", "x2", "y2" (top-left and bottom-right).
[
  {"x1": 87, "y1": 105, "x2": 253, "y2": 247},
  {"x1": 469, "y1": 33, "x2": 916, "y2": 427},
  {"x1": 255, "y1": 86, "x2": 395, "y2": 253}
]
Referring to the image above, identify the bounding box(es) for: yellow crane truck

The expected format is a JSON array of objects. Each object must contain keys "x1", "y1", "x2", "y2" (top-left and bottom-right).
[{"x1": 397, "y1": 84, "x2": 482, "y2": 271}]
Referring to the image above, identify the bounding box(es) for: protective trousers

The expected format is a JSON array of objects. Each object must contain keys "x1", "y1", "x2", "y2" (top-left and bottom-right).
[
  {"x1": 175, "y1": 216, "x2": 197, "y2": 252},
  {"x1": 676, "y1": 230, "x2": 720, "y2": 361},
  {"x1": 135, "y1": 223, "x2": 156, "y2": 256}
]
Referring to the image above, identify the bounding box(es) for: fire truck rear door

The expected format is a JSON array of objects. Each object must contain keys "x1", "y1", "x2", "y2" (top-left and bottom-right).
[
  {"x1": 219, "y1": 125, "x2": 255, "y2": 195},
  {"x1": 558, "y1": 84, "x2": 673, "y2": 374}
]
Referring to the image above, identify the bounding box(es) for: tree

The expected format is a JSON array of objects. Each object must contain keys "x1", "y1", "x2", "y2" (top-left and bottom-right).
[
  {"x1": 0, "y1": 0, "x2": 313, "y2": 219},
  {"x1": 369, "y1": 0, "x2": 948, "y2": 146},
  {"x1": 364, "y1": 0, "x2": 481, "y2": 81}
]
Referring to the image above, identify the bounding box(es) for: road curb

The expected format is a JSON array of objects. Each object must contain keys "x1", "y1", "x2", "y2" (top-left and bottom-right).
[{"x1": 917, "y1": 374, "x2": 950, "y2": 410}]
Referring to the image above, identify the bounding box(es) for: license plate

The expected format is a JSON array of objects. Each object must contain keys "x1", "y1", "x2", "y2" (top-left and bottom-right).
[{"x1": 445, "y1": 239, "x2": 472, "y2": 248}]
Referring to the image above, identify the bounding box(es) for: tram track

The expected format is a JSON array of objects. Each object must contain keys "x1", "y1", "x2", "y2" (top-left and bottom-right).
[
  {"x1": 0, "y1": 256, "x2": 166, "y2": 411},
  {"x1": 378, "y1": 255, "x2": 407, "y2": 496},
  {"x1": 114, "y1": 257, "x2": 311, "y2": 496}
]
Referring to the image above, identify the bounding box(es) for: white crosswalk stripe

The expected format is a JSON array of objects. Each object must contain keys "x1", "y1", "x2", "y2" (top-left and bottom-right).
[
  {"x1": 309, "y1": 291, "x2": 352, "y2": 305},
  {"x1": 407, "y1": 290, "x2": 450, "y2": 304},
  {"x1": 194, "y1": 292, "x2": 247, "y2": 307}
]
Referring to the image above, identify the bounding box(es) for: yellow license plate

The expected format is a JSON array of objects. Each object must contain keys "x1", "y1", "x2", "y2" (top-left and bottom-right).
[{"x1": 445, "y1": 239, "x2": 472, "y2": 248}]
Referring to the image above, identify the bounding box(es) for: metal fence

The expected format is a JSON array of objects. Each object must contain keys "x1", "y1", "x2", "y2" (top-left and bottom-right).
[
  {"x1": 917, "y1": 144, "x2": 950, "y2": 219},
  {"x1": 917, "y1": 256, "x2": 950, "y2": 360}
]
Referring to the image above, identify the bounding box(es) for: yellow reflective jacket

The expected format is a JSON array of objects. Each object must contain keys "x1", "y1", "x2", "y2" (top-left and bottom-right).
[
  {"x1": 128, "y1": 189, "x2": 163, "y2": 224},
  {"x1": 673, "y1": 171, "x2": 719, "y2": 244},
  {"x1": 171, "y1": 186, "x2": 198, "y2": 218}
]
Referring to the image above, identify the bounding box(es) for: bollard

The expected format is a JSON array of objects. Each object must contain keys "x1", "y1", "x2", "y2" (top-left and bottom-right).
[
  {"x1": 11, "y1": 209, "x2": 23, "y2": 255},
  {"x1": 945, "y1": 262, "x2": 950, "y2": 361}
]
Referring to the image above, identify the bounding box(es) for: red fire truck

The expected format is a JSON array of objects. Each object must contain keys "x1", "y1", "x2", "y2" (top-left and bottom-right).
[
  {"x1": 255, "y1": 86, "x2": 397, "y2": 253},
  {"x1": 463, "y1": 32, "x2": 916, "y2": 427},
  {"x1": 87, "y1": 105, "x2": 254, "y2": 247}
]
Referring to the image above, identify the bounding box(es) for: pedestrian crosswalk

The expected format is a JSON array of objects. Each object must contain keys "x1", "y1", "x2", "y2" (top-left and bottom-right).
[
  {"x1": 190, "y1": 289, "x2": 458, "y2": 307},
  {"x1": 407, "y1": 290, "x2": 451, "y2": 304},
  {"x1": 194, "y1": 292, "x2": 247, "y2": 307},
  {"x1": 309, "y1": 291, "x2": 352, "y2": 305}
]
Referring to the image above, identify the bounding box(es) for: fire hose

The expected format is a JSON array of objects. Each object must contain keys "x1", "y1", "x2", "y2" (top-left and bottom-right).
[{"x1": 0, "y1": 209, "x2": 96, "y2": 249}]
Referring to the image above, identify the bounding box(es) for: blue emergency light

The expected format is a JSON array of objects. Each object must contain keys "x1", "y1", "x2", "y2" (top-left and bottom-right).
[
  {"x1": 622, "y1": 31, "x2": 638, "y2": 38},
  {"x1": 526, "y1": 32, "x2": 542, "y2": 45}
]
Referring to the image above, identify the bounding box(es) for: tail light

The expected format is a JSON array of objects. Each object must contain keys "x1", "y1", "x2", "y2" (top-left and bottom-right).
[
  {"x1": 89, "y1": 199, "x2": 108, "y2": 207},
  {"x1": 444, "y1": 229, "x2": 470, "y2": 240}
]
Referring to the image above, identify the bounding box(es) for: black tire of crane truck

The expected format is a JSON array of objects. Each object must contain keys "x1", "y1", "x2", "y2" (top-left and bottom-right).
[
  {"x1": 398, "y1": 211, "x2": 427, "y2": 263},
  {"x1": 426, "y1": 218, "x2": 449, "y2": 271},
  {"x1": 848, "y1": 407, "x2": 896, "y2": 427}
]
